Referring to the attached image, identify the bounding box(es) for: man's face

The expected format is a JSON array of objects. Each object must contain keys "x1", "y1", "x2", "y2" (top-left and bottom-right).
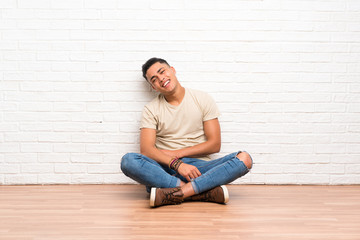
[{"x1": 146, "y1": 62, "x2": 178, "y2": 95}]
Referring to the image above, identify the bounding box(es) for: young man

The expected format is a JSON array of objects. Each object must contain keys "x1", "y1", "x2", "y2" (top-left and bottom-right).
[{"x1": 121, "y1": 58, "x2": 253, "y2": 207}]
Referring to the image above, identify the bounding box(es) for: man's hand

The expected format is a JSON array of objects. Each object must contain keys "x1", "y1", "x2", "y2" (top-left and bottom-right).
[{"x1": 177, "y1": 163, "x2": 202, "y2": 182}]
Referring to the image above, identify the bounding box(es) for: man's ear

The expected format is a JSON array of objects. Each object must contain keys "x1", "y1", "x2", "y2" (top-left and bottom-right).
[{"x1": 170, "y1": 66, "x2": 176, "y2": 75}]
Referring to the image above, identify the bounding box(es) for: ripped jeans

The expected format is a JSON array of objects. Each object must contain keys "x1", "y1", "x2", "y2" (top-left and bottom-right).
[{"x1": 120, "y1": 151, "x2": 253, "y2": 194}]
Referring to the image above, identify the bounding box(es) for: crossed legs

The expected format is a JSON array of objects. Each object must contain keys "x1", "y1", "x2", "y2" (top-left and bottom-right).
[{"x1": 180, "y1": 151, "x2": 253, "y2": 198}]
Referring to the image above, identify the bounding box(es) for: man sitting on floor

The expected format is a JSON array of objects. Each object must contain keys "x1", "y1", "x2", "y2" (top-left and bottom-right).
[{"x1": 121, "y1": 57, "x2": 253, "y2": 207}]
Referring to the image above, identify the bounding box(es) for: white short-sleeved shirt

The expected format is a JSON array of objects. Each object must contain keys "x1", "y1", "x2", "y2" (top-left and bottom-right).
[{"x1": 140, "y1": 88, "x2": 220, "y2": 160}]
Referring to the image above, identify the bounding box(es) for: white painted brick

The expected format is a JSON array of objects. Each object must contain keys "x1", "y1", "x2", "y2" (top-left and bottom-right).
[
  {"x1": 265, "y1": 174, "x2": 298, "y2": 185},
  {"x1": 0, "y1": 0, "x2": 16, "y2": 8},
  {"x1": 70, "y1": 52, "x2": 103, "y2": 62},
  {"x1": 86, "y1": 123, "x2": 119, "y2": 133},
  {"x1": 87, "y1": 164, "x2": 119, "y2": 174},
  {"x1": 62, "y1": 92, "x2": 102, "y2": 102},
  {"x1": 71, "y1": 113, "x2": 102, "y2": 123},
  {"x1": 1, "y1": 0, "x2": 360, "y2": 185},
  {"x1": 0, "y1": 143, "x2": 20, "y2": 153},
  {"x1": 70, "y1": 30, "x2": 103, "y2": 40},
  {"x1": 297, "y1": 174, "x2": 330, "y2": 185},
  {"x1": 51, "y1": 62, "x2": 85, "y2": 71},
  {"x1": 86, "y1": 102, "x2": 120, "y2": 112},
  {"x1": 4, "y1": 153, "x2": 37, "y2": 163},
  {"x1": 38, "y1": 174, "x2": 70, "y2": 184},
  {"x1": 37, "y1": 113, "x2": 70, "y2": 122},
  {"x1": 70, "y1": 72, "x2": 103, "y2": 82},
  {"x1": 84, "y1": 0, "x2": 118, "y2": 9},
  {"x1": 38, "y1": 133, "x2": 71, "y2": 143},
  {"x1": 315, "y1": 144, "x2": 347, "y2": 154},
  {"x1": 103, "y1": 134, "x2": 137, "y2": 144},
  {"x1": 71, "y1": 133, "x2": 102, "y2": 143},
  {"x1": 22, "y1": 164, "x2": 54, "y2": 174},
  {"x1": 20, "y1": 82, "x2": 53, "y2": 91},
  {"x1": 348, "y1": 125, "x2": 360, "y2": 133},
  {"x1": 2, "y1": 9, "x2": 35, "y2": 19},
  {"x1": 55, "y1": 164, "x2": 87, "y2": 173},
  {"x1": 71, "y1": 174, "x2": 103, "y2": 184},
  {"x1": 103, "y1": 154, "x2": 122, "y2": 164},
  {"x1": 0, "y1": 62, "x2": 18, "y2": 72},
  {"x1": 37, "y1": 30, "x2": 69, "y2": 40},
  {"x1": 345, "y1": 164, "x2": 360, "y2": 174},
  {"x1": 4, "y1": 51, "x2": 37, "y2": 61},
  {"x1": 85, "y1": 144, "x2": 120, "y2": 154},
  {"x1": 4, "y1": 72, "x2": 35, "y2": 81},
  {"x1": 4, "y1": 112, "x2": 38, "y2": 122},
  {"x1": 0, "y1": 164, "x2": 20, "y2": 174},
  {"x1": 103, "y1": 174, "x2": 136, "y2": 184},
  {"x1": 299, "y1": 94, "x2": 331, "y2": 103},
  {"x1": 53, "y1": 143, "x2": 85, "y2": 153},
  {"x1": 20, "y1": 123, "x2": 52, "y2": 132},
  {"x1": 38, "y1": 153, "x2": 70, "y2": 163},
  {"x1": 0, "y1": 102, "x2": 17, "y2": 111},
  {"x1": 5, "y1": 133, "x2": 38, "y2": 142},
  {"x1": 19, "y1": 102, "x2": 52, "y2": 112},
  {"x1": 315, "y1": 103, "x2": 346, "y2": 113},
  {"x1": 21, "y1": 143, "x2": 52, "y2": 153},
  {"x1": 37, "y1": 51, "x2": 69, "y2": 61},
  {"x1": 283, "y1": 104, "x2": 315, "y2": 113},
  {"x1": 298, "y1": 113, "x2": 331, "y2": 123},
  {"x1": 5, "y1": 175, "x2": 38, "y2": 185},
  {"x1": 18, "y1": 0, "x2": 50, "y2": 9},
  {"x1": 3, "y1": 30, "x2": 37, "y2": 40},
  {"x1": 52, "y1": 41, "x2": 84, "y2": 51},
  {"x1": 53, "y1": 102, "x2": 86, "y2": 112},
  {"x1": 330, "y1": 175, "x2": 360, "y2": 185},
  {"x1": 71, "y1": 154, "x2": 102, "y2": 164},
  {"x1": 348, "y1": 145, "x2": 360, "y2": 154},
  {"x1": 51, "y1": 0, "x2": 83, "y2": 9},
  {"x1": 53, "y1": 123, "x2": 86, "y2": 132}
]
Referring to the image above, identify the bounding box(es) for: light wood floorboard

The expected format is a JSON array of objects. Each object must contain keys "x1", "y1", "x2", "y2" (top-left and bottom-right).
[{"x1": 0, "y1": 184, "x2": 359, "y2": 240}]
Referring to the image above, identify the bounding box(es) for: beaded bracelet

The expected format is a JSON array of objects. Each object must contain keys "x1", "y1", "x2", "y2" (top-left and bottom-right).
[
  {"x1": 173, "y1": 159, "x2": 183, "y2": 171},
  {"x1": 169, "y1": 156, "x2": 179, "y2": 168},
  {"x1": 169, "y1": 157, "x2": 183, "y2": 172}
]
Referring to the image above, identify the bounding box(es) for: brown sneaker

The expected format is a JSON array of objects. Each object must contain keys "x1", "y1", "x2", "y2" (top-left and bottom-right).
[
  {"x1": 150, "y1": 187, "x2": 184, "y2": 207},
  {"x1": 189, "y1": 185, "x2": 229, "y2": 204}
]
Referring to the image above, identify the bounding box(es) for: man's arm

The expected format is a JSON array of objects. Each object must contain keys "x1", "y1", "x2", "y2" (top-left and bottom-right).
[
  {"x1": 140, "y1": 128, "x2": 173, "y2": 166},
  {"x1": 140, "y1": 127, "x2": 202, "y2": 181},
  {"x1": 160, "y1": 118, "x2": 221, "y2": 159}
]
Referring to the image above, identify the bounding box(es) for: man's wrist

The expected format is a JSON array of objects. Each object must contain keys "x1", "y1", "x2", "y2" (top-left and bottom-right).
[{"x1": 169, "y1": 156, "x2": 183, "y2": 172}]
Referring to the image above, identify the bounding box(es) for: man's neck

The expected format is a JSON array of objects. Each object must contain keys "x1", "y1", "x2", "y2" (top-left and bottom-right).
[{"x1": 164, "y1": 86, "x2": 185, "y2": 106}]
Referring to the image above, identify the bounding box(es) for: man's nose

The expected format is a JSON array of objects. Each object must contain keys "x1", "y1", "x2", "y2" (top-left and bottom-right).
[{"x1": 159, "y1": 76, "x2": 165, "y2": 83}]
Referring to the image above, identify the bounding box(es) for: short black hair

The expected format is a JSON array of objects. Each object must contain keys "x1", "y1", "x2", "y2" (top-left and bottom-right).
[{"x1": 142, "y1": 57, "x2": 170, "y2": 81}]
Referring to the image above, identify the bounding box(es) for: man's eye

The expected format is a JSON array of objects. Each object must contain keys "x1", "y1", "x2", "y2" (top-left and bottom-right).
[{"x1": 160, "y1": 70, "x2": 165, "y2": 74}]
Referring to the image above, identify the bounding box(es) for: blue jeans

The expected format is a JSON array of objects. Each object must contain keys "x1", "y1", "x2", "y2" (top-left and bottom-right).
[{"x1": 120, "y1": 151, "x2": 252, "y2": 194}]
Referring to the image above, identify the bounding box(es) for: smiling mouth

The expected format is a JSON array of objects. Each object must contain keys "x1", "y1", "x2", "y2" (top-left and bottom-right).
[{"x1": 162, "y1": 80, "x2": 170, "y2": 87}]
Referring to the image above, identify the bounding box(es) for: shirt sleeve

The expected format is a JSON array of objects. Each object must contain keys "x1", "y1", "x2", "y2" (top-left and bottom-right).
[
  {"x1": 201, "y1": 92, "x2": 220, "y2": 121},
  {"x1": 140, "y1": 105, "x2": 157, "y2": 129}
]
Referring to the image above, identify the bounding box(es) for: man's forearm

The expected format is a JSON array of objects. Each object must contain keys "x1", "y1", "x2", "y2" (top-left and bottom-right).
[
  {"x1": 140, "y1": 146, "x2": 173, "y2": 166},
  {"x1": 166, "y1": 140, "x2": 221, "y2": 159}
]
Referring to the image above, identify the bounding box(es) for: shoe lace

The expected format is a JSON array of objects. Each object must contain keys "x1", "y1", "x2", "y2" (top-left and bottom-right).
[{"x1": 162, "y1": 188, "x2": 183, "y2": 204}]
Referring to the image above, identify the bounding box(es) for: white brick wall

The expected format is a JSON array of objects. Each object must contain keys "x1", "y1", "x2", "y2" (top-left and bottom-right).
[{"x1": 1, "y1": 0, "x2": 360, "y2": 185}]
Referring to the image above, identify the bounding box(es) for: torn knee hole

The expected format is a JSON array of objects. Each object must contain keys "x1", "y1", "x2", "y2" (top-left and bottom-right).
[{"x1": 237, "y1": 152, "x2": 252, "y2": 169}]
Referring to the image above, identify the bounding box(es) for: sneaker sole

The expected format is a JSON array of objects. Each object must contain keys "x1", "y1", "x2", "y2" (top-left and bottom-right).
[
  {"x1": 220, "y1": 185, "x2": 229, "y2": 204},
  {"x1": 150, "y1": 187, "x2": 156, "y2": 207}
]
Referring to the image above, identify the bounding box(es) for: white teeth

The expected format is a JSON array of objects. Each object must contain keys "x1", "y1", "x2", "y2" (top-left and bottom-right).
[{"x1": 163, "y1": 80, "x2": 170, "y2": 87}]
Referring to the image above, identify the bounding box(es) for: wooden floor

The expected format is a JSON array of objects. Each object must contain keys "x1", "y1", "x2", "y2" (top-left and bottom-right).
[{"x1": 0, "y1": 185, "x2": 359, "y2": 240}]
